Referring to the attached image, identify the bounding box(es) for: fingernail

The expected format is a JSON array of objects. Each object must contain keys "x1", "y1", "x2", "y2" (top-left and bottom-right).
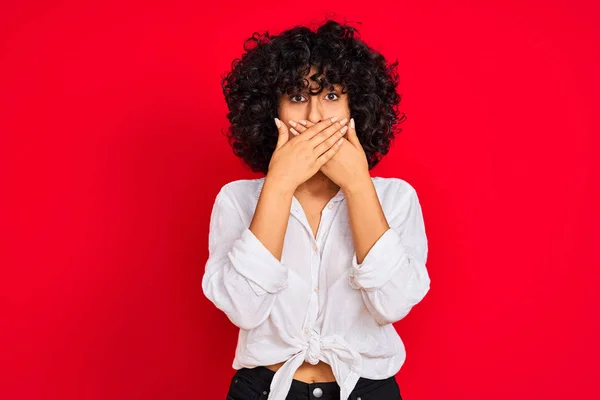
[
  {"x1": 330, "y1": 116, "x2": 338, "y2": 123},
  {"x1": 340, "y1": 118, "x2": 348, "y2": 126},
  {"x1": 290, "y1": 127, "x2": 299, "y2": 135},
  {"x1": 298, "y1": 120, "x2": 308, "y2": 126},
  {"x1": 289, "y1": 120, "x2": 297, "y2": 127},
  {"x1": 350, "y1": 118, "x2": 355, "y2": 129},
  {"x1": 274, "y1": 118, "x2": 281, "y2": 128},
  {"x1": 341, "y1": 126, "x2": 348, "y2": 134}
]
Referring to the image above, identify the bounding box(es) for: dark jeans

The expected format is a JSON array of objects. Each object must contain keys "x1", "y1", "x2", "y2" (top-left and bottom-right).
[{"x1": 226, "y1": 366, "x2": 403, "y2": 400}]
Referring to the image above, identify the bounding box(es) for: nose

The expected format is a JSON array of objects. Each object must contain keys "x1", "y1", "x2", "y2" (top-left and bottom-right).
[{"x1": 307, "y1": 99, "x2": 324, "y2": 124}]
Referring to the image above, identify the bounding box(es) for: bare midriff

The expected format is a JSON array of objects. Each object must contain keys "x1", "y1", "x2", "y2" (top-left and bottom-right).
[{"x1": 265, "y1": 360, "x2": 336, "y2": 383}]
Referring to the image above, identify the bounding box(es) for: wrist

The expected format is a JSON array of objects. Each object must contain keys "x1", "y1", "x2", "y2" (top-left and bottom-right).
[
  {"x1": 341, "y1": 174, "x2": 372, "y2": 195},
  {"x1": 264, "y1": 174, "x2": 297, "y2": 197}
]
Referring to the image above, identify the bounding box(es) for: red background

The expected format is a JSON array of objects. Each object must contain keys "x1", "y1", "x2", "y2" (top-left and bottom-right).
[{"x1": 1, "y1": 1, "x2": 599, "y2": 399}]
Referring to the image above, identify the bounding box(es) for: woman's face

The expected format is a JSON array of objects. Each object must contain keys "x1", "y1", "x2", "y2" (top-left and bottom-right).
[{"x1": 277, "y1": 67, "x2": 350, "y2": 137}]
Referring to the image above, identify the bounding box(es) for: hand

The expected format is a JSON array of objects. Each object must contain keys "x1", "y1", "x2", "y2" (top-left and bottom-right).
[
  {"x1": 290, "y1": 118, "x2": 370, "y2": 190},
  {"x1": 266, "y1": 116, "x2": 348, "y2": 192}
]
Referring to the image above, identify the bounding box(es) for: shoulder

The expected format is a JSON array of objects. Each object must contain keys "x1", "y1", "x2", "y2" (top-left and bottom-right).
[
  {"x1": 371, "y1": 179, "x2": 428, "y2": 253},
  {"x1": 214, "y1": 177, "x2": 265, "y2": 206},
  {"x1": 371, "y1": 176, "x2": 418, "y2": 200},
  {"x1": 370, "y1": 176, "x2": 423, "y2": 218}
]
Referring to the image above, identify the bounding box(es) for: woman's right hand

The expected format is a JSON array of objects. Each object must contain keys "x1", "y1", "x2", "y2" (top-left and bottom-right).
[{"x1": 267, "y1": 116, "x2": 349, "y2": 192}]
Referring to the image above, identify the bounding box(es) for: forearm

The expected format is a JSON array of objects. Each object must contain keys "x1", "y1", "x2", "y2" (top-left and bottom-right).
[
  {"x1": 249, "y1": 175, "x2": 295, "y2": 261},
  {"x1": 345, "y1": 182, "x2": 431, "y2": 325},
  {"x1": 343, "y1": 178, "x2": 390, "y2": 265}
]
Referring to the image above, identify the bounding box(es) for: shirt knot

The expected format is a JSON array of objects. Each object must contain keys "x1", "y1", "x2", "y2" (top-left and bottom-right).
[{"x1": 305, "y1": 331, "x2": 321, "y2": 365}]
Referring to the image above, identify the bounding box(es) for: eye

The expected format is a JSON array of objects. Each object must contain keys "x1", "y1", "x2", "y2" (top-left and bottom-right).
[
  {"x1": 289, "y1": 92, "x2": 339, "y2": 103},
  {"x1": 289, "y1": 94, "x2": 306, "y2": 103}
]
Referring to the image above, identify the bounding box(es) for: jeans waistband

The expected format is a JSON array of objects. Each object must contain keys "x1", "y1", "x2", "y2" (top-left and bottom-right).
[{"x1": 236, "y1": 366, "x2": 395, "y2": 399}]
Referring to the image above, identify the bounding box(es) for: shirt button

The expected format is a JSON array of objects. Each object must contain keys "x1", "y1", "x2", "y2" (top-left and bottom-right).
[
  {"x1": 327, "y1": 203, "x2": 334, "y2": 210},
  {"x1": 314, "y1": 286, "x2": 319, "y2": 293},
  {"x1": 312, "y1": 243, "x2": 318, "y2": 252},
  {"x1": 312, "y1": 387, "x2": 323, "y2": 398},
  {"x1": 304, "y1": 327, "x2": 310, "y2": 334},
  {"x1": 357, "y1": 397, "x2": 362, "y2": 400}
]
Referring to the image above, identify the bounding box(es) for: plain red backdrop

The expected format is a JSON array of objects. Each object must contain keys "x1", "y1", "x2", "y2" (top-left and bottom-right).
[{"x1": 1, "y1": 0, "x2": 599, "y2": 399}]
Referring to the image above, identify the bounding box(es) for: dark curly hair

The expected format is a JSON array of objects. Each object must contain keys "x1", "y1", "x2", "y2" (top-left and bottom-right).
[{"x1": 220, "y1": 18, "x2": 406, "y2": 174}]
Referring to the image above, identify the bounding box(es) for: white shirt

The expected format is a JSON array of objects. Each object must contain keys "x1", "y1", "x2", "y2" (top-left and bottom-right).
[{"x1": 202, "y1": 176, "x2": 431, "y2": 400}]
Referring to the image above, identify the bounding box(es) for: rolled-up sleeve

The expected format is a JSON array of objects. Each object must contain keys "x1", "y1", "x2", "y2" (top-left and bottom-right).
[
  {"x1": 348, "y1": 184, "x2": 430, "y2": 325},
  {"x1": 202, "y1": 186, "x2": 289, "y2": 330}
]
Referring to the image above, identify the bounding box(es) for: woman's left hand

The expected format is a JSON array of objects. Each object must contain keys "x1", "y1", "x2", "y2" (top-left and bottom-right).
[{"x1": 292, "y1": 118, "x2": 370, "y2": 190}]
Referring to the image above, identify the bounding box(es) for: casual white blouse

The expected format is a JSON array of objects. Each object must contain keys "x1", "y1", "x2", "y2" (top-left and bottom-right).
[{"x1": 202, "y1": 176, "x2": 431, "y2": 400}]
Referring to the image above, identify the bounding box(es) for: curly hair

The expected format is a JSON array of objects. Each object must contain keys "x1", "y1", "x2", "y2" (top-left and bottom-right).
[{"x1": 220, "y1": 18, "x2": 406, "y2": 174}]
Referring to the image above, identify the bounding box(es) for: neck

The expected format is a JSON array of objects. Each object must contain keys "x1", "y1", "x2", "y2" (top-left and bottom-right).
[{"x1": 294, "y1": 171, "x2": 340, "y2": 199}]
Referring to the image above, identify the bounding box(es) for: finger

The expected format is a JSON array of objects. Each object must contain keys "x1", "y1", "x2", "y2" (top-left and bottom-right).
[
  {"x1": 313, "y1": 124, "x2": 347, "y2": 155},
  {"x1": 316, "y1": 137, "x2": 345, "y2": 168},
  {"x1": 289, "y1": 124, "x2": 303, "y2": 136},
  {"x1": 303, "y1": 119, "x2": 347, "y2": 139},
  {"x1": 297, "y1": 120, "x2": 313, "y2": 130},
  {"x1": 274, "y1": 118, "x2": 289, "y2": 150},
  {"x1": 296, "y1": 116, "x2": 340, "y2": 141},
  {"x1": 291, "y1": 122, "x2": 309, "y2": 135},
  {"x1": 347, "y1": 117, "x2": 361, "y2": 147},
  {"x1": 309, "y1": 117, "x2": 348, "y2": 148}
]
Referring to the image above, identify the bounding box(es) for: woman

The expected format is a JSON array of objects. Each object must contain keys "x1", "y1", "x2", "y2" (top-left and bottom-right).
[{"x1": 202, "y1": 19, "x2": 431, "y2": 400}]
